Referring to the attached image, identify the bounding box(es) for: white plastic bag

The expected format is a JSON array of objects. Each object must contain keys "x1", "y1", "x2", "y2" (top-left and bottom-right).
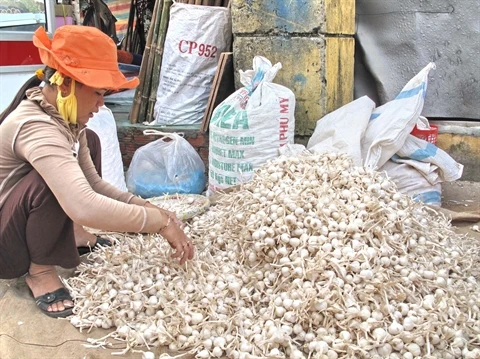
[
  {"x1": 393, "y1": 134, "x2": 464, "y2": 184},
  {"x1": 154, "y1": 3, "x2": 232, "y2": 125},
  {"x1": 379, "y1": 115, "x2": 462, "y2": 207},
  {"x1": 278, "y1": 143, "x2": 307, "y2": 157},
  {"x1": 381, "y1": 160, "x2": 442, "y2": 207},
  {"x1": 126, "y1": 131, "x2": 206, "y2": 198},
  {"x1": 87, "y1": 105, "x2": 127, "y2": 191},
  {"x1": 208, "y1": 56, "x2": 296, "y2": 194},
  {"x1": 362, "y1": 63, "x2": 435, "y2": 169},
  {"x1": 307, "y1": 96, "x2": 375, "y2": 166}
]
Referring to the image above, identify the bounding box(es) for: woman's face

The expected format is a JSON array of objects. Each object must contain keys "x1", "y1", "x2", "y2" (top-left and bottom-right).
[{"x1": 73, "y1": 82, "x2": 107, "y2": 126}]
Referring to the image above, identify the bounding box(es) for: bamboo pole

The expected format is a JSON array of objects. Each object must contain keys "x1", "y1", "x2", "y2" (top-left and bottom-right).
[
  {"x1": 122, "y1": 0, "x2": 136, "y2": 51},
  {"x1": 146, "y1": 0, "x2": 172, "y2": 123},
  {"x1": 129, "y1": 0, "x2": 162, "y2": 123},
  {"x1": 136, "y1": 0, "x2": 166, "y2": 123},
  {"x1": 195, "y1": 0, "x2": 201, "y2": 4},
  {"x1": 214, "y1": 0, "x2": 222, "y2": 6},
  {"x1": 188, "y1": 0, "x2": 195, "y2": 4},
  {"x1": 223, "y1": 0, "x2": 229, "y2": 7}
]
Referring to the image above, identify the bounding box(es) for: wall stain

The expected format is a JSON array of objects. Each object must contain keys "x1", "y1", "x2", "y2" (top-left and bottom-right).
[{"x1": 293, "y1": 73, "x2": 307, "y2": 90}]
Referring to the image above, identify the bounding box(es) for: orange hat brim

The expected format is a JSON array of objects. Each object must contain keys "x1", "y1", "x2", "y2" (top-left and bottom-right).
[
  {"x1": 64, "y1": 66, "x2": 139, "y2": 90},
  {"x1": 33, "y1": 27, "x2": 139, "y2": 90}
]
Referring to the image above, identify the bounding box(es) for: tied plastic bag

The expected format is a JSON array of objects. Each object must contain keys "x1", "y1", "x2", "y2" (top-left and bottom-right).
[
  {"x1": 208, "y1": 56, "x2": 296, "y2": 194},
  {"x1": 126, "y1": 131, "x2": 206, "y2": 198}
]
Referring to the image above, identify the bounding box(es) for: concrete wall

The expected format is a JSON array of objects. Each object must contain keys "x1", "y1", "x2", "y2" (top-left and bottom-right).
[
  {"x1": 232, "y1": 0, "x2": 355, "y2": 136},
  {"x1": 355, "y1": 0, "x2": 480, "y2": 119},
  {"x1": 434, "y1": 121, "x2": 480, "y2": 182}
]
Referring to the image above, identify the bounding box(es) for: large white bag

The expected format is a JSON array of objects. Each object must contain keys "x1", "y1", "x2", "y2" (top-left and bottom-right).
[
  {"x1": 154, "y1": 2, "x2": 232, "y2": 125},
  {"x1": 87, "y1": 105, "x2": 127, "y2": 191},
  {"x1": 362, "y1": 63, "x2": 435, "y2": 169},
  {"x1": 208, "y1": 56, "x2": 296, "y2": 194},
  {"x1": 381, "y1": 160, "x2": 442, "y2": 207},
  {"x1": 307, "y1": 96, "x2": 375, "y2": 166},
  {"x1": 379, "y1": 117, "x2": 463, "y2": 207},
  {"x1": 393, "y1": 134, "x2": 464, "y2": 184}
]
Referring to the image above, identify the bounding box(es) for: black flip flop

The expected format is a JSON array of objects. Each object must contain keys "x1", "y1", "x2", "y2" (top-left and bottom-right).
[
  {"x1": 78, "y1": 236, "x2": 113, "y2": 256},
  {"x1": 34, "y1": 287, "x2": 74, "y2": 318}
]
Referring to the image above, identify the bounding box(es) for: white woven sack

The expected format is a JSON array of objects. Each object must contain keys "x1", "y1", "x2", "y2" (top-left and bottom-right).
[
  {"x1": 307, "y1": 96, "x2": 375, "y2": 166},
  {"x1": 381, "y1": 160, "x2": 442, "y2": 207},
  {"x1": 87, "y1": 105, "x2": 127, "y2": 191},
  {"x1": 393, "y1": 134, "x2": 463, "y2": 184},
  {"x1": 154, "y1": 2, "x2": 232, "y2": 125},
  {"x1": 208, "y1": 56, "x2": 296, "y2": 194},
  {"x1": 361, "y1": 62, "x2": 435, "y2": 169}
]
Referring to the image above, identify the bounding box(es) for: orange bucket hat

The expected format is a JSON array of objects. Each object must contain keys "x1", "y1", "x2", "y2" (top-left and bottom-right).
[{"x1": 33, "y1": 25, "x2": 139, "y2": 90}]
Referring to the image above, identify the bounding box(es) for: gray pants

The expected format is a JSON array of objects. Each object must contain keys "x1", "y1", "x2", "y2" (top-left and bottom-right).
[{"x1": 0, "y1": 129, "x2": 102, "y2": 278}]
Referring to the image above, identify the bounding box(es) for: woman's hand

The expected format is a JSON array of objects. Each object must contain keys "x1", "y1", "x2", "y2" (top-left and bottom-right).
[
  {"x1": 160, "y1": 208, "x2": 185, "y2": 228},
  {"x1": 145, "y1": 202, "x2": 194, "y2": 264},
  {"x1": 159, "y1": 217, "x2": 194, "y2": 265},
  {"x1": 145, "y1": 202, "x2": 184, "y2": 228}
]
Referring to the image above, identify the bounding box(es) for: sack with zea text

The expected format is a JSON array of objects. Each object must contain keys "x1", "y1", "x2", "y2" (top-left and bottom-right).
[{"x1": 208, "y1": 56, "x2": 296, "y2": 194}]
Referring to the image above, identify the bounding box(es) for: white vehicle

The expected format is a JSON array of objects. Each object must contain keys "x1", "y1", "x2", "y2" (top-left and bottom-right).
[{"x1": 0, "y1": 0, "x2": 57, "y2": 112}]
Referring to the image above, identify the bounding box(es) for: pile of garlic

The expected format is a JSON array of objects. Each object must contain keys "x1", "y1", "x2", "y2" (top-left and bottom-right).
[{"x1": 66, "y1": 152, "x2": 480, "y2": 359}]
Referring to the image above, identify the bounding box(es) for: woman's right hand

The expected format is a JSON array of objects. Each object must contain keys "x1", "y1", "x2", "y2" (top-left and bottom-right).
[{"x1": 159, "y1": 214, "x2": 194, "y2": 265}]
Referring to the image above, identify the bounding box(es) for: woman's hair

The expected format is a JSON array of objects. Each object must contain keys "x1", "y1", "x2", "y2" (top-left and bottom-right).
[{"x1": 0, "y1": 66, "x2": 56, "y2": 125}]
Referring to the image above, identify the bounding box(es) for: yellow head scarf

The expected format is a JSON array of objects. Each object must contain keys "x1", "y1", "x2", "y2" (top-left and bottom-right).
[{"x1": 49, "y1": 71, "x2": 78, "y2": 125}]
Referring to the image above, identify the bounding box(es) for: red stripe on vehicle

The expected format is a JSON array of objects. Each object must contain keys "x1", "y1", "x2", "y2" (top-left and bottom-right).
[{"x1": 0, "y1": 41, "x2": 42, "y2": 66}]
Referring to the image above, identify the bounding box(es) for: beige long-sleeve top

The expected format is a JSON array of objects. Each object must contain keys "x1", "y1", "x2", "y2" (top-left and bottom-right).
[{"x1": 0, "y1": 87, "x2": 164, "y2": 233}]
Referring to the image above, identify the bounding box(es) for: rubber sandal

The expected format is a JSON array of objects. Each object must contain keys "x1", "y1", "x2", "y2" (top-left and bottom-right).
[
  {"x1": 34, "y1": 287, "x2": 74, "y2": 318},
  {"x1": 78, "y1": 236, "x2": 113, "y2": 256}
]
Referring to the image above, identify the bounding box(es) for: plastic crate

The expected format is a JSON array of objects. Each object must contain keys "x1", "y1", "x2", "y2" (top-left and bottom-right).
[{"x1": 411, "y1": 124, "x2": 438, "y2": 145}]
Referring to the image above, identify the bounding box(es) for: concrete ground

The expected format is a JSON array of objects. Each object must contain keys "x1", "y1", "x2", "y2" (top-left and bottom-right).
[
  {"x1": 0, "y1": 181, "x2": 479, "y2": 359},
  {"x1": 441, "y1": 180, "x2": 480, "y2": 212}
]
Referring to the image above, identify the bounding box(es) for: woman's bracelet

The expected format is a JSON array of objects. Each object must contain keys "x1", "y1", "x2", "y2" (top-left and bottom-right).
[{"x1": 158, "y1": 214, "x2": 171, "y2": 233}]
